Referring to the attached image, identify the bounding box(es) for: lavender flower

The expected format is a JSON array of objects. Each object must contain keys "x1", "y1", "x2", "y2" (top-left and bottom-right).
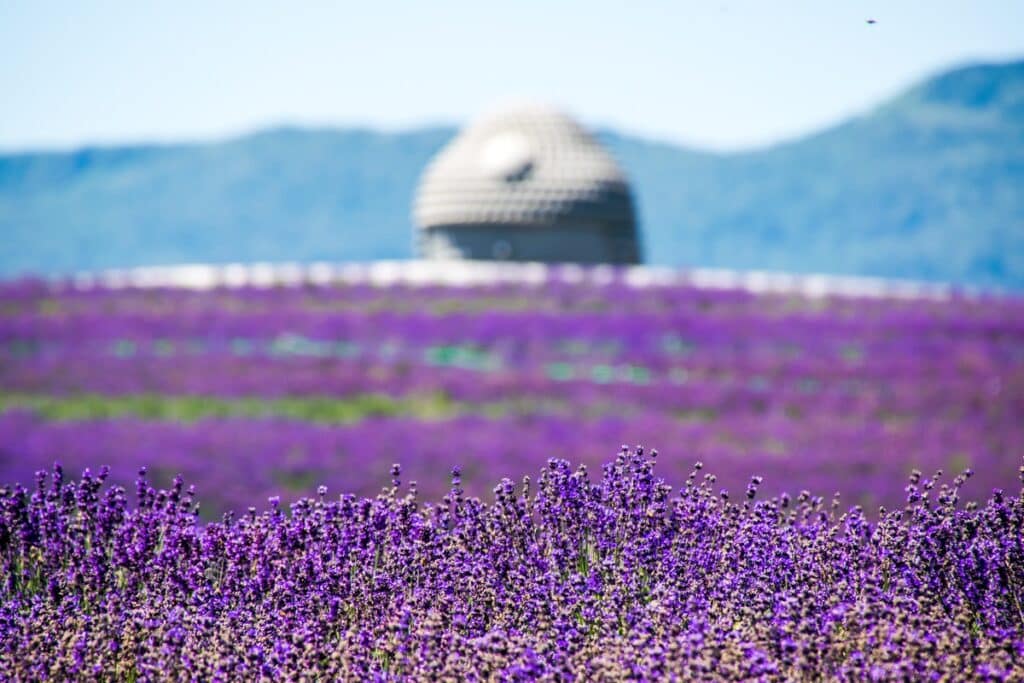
[{"x1": 1, "y1": 450, "x2": 1022, "y2": 680}]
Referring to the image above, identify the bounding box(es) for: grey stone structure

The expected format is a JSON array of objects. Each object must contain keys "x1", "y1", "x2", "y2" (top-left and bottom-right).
[{"x1": 413, "y1": 104, "x2": 641, "y2": 264}]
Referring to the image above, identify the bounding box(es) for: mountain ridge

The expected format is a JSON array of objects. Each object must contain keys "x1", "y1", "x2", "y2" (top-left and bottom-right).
[{"x1": 1, "y1": 59, "x2": 1022, "y2": 288}]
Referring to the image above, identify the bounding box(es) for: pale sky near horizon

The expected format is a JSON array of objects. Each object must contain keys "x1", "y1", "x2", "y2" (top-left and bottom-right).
[{"x1": 2, "y1": 1, "x2": 1022, "y2": 153}]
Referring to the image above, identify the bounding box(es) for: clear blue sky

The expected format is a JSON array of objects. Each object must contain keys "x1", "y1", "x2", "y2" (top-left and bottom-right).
[{"x1": 2, "y1": 1, "x2": 1022, "y2": 152}]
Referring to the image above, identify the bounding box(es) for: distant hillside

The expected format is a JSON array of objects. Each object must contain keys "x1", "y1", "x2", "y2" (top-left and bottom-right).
[{"x1": 1, "y1": 60, "x2": 1022, "y2": 289}]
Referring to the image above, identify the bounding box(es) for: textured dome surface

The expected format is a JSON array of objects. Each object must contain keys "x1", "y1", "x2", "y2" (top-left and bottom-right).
[{"x1": 413, "y1": 105, "x2": 636, "y2": 230}]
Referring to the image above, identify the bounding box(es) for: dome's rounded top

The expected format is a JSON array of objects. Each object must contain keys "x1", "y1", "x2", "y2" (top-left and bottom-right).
[{"x1": 413, "y1": 104, "x2": 635, "y2": 230}]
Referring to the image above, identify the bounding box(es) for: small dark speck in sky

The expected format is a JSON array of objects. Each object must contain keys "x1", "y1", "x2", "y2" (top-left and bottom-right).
[{"x1": 866, "y1": 19, "x2": 877, "y2": 25}]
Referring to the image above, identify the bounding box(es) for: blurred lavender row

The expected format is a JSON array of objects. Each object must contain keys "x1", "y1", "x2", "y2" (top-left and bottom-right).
[
  {"x1": 0, "y1": 277, "x2": 1021, "y2": 515},
  {"x1": 0, "y1": 411, "x2": 1017, "y2": 517}
]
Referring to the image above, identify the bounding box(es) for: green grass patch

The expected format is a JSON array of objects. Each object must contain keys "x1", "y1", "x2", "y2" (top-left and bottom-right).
[{"x1": 0, "y1": 392, "x2": 462, "y2": 423}]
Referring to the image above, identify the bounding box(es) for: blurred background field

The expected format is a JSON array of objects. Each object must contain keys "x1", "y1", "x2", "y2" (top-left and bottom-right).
[{"x1": 2, "y1": 271, "x2": 1021, "y2": 516}]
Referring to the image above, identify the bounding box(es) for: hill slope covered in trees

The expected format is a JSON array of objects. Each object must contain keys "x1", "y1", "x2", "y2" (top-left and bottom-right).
[{"x1": 1, "y1": 60, "x2": 1022, "y2": 288}]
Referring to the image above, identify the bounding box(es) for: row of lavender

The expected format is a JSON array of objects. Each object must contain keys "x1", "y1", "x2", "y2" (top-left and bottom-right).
[
  {"x1": 1, "y1": 278, "x2": 1022, "y2": 514},
  {"x1": 0, "y1": 280, "x2": 1018, "y2": 398},
  {"x1": 2, "y1": 449, "x2": 1022, "y2": 679},
  {"x1": 4, "y1": 282, "x2": 1018, "y2": 416},
  {"x1": 4, "y1": 410, "x2": 1011, "y2": 515}
]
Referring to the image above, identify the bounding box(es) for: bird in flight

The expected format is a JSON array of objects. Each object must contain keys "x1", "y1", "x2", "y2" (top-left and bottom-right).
[{"x1": 866, "y1": 19, "x2": 877, "y2": 24}]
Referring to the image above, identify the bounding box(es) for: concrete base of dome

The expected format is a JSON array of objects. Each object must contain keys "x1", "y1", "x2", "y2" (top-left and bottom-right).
[{"x1": 418, "y1": 224, "x2": 641, "y2": 265}]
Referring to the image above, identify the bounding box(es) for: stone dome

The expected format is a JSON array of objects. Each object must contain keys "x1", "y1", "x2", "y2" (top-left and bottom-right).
[{"x1": 413, "y1": 104, "x2": 641, "y2": 264}]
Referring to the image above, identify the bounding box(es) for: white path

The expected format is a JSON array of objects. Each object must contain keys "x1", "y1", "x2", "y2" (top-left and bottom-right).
[{"x1": 62, "y1": 260, "x2": 980, "y2": 300}]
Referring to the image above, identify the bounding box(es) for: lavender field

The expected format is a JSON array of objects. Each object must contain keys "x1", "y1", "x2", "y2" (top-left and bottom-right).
[
  {"x1": 2, "y1": 273, "x2": 1024, "y2": 678},
  {"x1": 0, "y1": 275, "x2": 1022, "y2": 514},
  {"x1": 3, "y1": 448, "x2": 1023, "y2": 679}
]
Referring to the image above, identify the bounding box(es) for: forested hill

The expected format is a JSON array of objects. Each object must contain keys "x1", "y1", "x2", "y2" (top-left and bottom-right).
[{"x1": 1, "y1": 60, "x2": 1022, "y2": 289}]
